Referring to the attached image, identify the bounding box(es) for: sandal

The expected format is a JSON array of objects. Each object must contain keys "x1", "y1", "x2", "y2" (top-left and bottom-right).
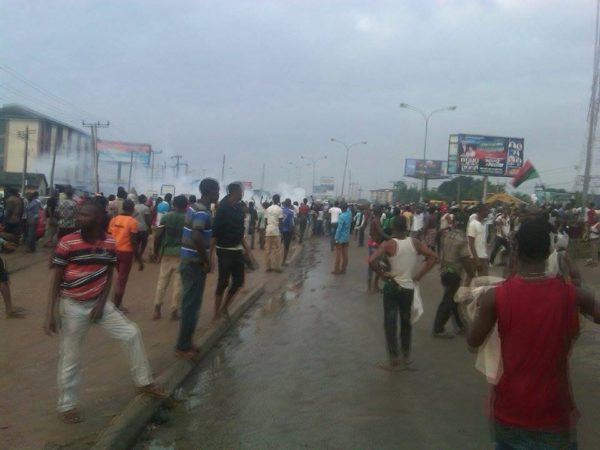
[
  {"x1": 58, "y1": 409, "x2": 83, "y2": 424},
  {"x1": 137, "y1": 383, "x2": 168, "y2": 399}
]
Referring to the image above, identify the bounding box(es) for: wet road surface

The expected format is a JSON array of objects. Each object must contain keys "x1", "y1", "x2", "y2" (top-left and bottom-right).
[{"x1": 136, "y1": 237, "x2": 600, "y2": 450}]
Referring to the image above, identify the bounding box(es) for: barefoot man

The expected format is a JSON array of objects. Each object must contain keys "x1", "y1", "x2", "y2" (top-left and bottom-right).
[
  {"x1": 44, "y1": 200, "x2": 164, "y2": 424},
  {"x1": 368, "y1": 215, "x2": 436, "y2": 371}
]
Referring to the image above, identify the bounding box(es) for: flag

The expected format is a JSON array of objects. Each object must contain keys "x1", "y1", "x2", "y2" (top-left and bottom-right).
[{"x1": 511, "y1": 160, "x2": 539, "y2": 188}]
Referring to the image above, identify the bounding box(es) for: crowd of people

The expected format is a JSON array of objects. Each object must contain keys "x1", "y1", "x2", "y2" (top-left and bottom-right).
[{"x1": 3, "y1": 179, "x2": 600, "y2": 448}]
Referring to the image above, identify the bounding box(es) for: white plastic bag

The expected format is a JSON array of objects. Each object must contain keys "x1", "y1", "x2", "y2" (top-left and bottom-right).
[
  {"x1": 411, "y1": 284, "x2": 424, "y2": 324},
  {"x1": 465, "y1": 277, "x2": 504, "y2": 385}
]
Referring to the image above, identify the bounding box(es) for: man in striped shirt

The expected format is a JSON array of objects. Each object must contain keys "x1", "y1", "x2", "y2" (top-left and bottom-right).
[
  {"x1": 44, "y1": 200, "x2": 164, "y2": 424},
  {"x1": 176, "y1": 178, "x2": 220, "y2": 359}
]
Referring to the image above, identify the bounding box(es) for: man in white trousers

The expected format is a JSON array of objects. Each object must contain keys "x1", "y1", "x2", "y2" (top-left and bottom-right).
[{"x1": 44, "y1": 200, "x2": 164, "y2": 424}]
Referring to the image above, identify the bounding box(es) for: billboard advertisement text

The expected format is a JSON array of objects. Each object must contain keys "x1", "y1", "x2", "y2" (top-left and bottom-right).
[{"x1": 447, "y1": 134, "x2": 523, "y2": 177}]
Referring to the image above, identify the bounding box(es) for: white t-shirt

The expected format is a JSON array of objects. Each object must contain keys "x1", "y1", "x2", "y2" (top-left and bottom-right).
[
  {"x1": 440, "y1": 213, "x2": 452, "y2": 231},
  {"x1": 329, "y1": 207, "x2": 342, "y2": 224},
  {"x1": 468, "y1": 218, "x2": 488, "y2": 258},
  {"x1": 495, "y1": 215, "x2": 510, "y2": 238},
  {"x1": 411, "y1": 213, "x2": 424, "y2": 232},
  {"x1": 265, "y1": 204, "x2": 284, "y2": 237},
  {"x1": 133, "y1": 203, "x2": 151, "y2": 232}
]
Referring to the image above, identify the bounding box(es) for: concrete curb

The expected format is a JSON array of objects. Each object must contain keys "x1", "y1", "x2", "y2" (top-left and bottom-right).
[{"x1": 91, "y1": 244, "x2": 304, "y2": 450}]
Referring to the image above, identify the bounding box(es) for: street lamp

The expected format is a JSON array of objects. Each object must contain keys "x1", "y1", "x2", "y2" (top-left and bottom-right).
[
  {"x1": 330, "y1": 138, "x2": 367, "y2": 199},
  {"x1": 399, "y1": 103, "x2": 456, "y2": 201},
  {"x1": 301, "y1": 155, "x2": 328, "y2": 194}
]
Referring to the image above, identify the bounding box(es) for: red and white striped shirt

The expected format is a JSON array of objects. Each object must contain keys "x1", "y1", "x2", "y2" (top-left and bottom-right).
[{"x1": 52, "y1": 231, "x2": 117, "y2": 301}]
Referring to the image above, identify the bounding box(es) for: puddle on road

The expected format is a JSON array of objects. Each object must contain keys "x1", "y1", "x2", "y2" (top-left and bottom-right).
[{"x1": 134, "y1": 239, "x2": 327, "y2": 450}]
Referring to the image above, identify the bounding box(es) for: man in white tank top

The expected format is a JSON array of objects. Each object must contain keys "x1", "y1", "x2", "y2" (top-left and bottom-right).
[{"x1": 368, "y1": 215, "x2": 437, "y2": 371}]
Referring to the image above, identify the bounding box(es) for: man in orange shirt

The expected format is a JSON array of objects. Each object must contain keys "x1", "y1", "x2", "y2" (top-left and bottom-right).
[{"x1": 108, "y1": 199, "x2": 144, "y2": 312}]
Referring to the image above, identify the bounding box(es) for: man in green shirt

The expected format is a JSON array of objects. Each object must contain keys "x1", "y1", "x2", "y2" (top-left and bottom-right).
[{"x1": 151, "y1": 195, "x2": 187, "y2": 321}]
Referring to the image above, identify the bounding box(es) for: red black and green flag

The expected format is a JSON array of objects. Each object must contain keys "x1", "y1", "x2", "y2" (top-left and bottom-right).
[{"x1": 511, "y1": 160, "x2": 539, "y2": 188}]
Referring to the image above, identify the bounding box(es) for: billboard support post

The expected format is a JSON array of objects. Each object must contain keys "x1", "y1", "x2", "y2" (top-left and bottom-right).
[
  {"x1": 456, "y1": 177, "x2": 461, "y2": 204},
  {"x1": 482, "y1": 176, "x2": 488, "y2": 202}
]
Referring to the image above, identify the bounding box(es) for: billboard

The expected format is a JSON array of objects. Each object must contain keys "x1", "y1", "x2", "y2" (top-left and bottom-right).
[
  {"x1": 314, "y1": 176, "x2": 335, "y2": 195},
  {"x1": 97, "y1": 140, "x2": 151, "y2": 165},
  {"x1": 448, "y1": 134, "x2": 524, "y2": 177},
  {"x1": 404, "y1": 159, "x2": 448, "y2": 179}
]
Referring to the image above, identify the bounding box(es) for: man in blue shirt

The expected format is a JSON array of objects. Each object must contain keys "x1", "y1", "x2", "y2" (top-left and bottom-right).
[
  {"x1": 176, "y1": 179, "x2": 219, "y2": 359},
  {"x1": 280, "y1": 198, "x2": 295, "y2": 266},
  {"x1": 333, "y1": 202, "x2": 351, "y2": 274}
]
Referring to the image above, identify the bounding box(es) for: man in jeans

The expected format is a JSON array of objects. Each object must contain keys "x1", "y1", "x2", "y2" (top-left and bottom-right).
[
  {"x1": 176, "y1": 178, "x2": 220, "y2": 359},
  {"x1": 152, "y1": 194, "x2": 187, "y2": 321},
  {"x1": 281, "y1": 198, "x2": 295, "y2": 266},
  {"x1": 489, "y1": 207, "x2": 511, "y2": 266},
  {"x1": 44, "y1": 200, "x2": 163, "y2": 424},
  {"x1": 432, "y1": 212, "x2": 473, "y2": 338},
  {"x1": 368, "y1": 216, "x2": 436, "y2": 371},
  {"x1": 212, "y1": 183, "x2": 248, "y2": 320},
  {"x1": 328, "y1": 201, "x2": 342, "y2": 252}
]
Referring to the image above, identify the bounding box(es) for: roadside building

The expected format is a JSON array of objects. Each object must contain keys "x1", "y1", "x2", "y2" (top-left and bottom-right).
[{"x1": 0, "y1": 104, "x2": 93, "y2": 191}]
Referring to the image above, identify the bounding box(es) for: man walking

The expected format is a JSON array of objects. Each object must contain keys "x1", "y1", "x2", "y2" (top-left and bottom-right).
[
  {"x1": 212, "y1": 183, "x2": 248, "y2": 320},
  {"x1": 368, "y1": 216, "x2": 436, "y2": 371},
  {"x1": 44, "y1": 200, "x2": 163, "y2": 424},
  {"x1": 257, "y1": 201, "x2": 268, "y2": 250},
  {"x1": 4, "y1": 188, "x2": 23, "y2": 237},
  {"x1": 489, "y1": 207, "x2": 511, "y2": 266},
  {"x1": 467, "y1": 203, "x2": 489, "y2": 276},
  {"x1": 265, "y1": 194, "x2": 283, "y2": 273},
  {"x1": 281, "y1": 198, "x2": 295, "y2": 266},
  {"x1": 57, "y1": 185, "x2": 78, "y2": 239},
  {"x1": 25, "y1": 191, "x2": 41, "y2": 252},
  {"x1": 297, "y1": 198, "x2": 310, "y2": 243},
  {"x1": 152, "y1": 194, "x2": 187, "y2": 321},
  {"x1": 328, "y1": 201, "x2": 342, "y2": 252},
  {"x1": 176, "y1": 178, "x2": 220, "y2": 358},
  {"x1": 332, "y1": 202, "x2": 351, "y2": 274},
  {"x1": 432, "y1": 212, "x2": 473, "y2": 338},
  {"x1": 108, "y1": 200, "x2": 144, "y2": 312},
  {"x1": 133, "y1": 194, "x2": 152, "y2": 258},
  {"x1": 247, "y1": 201, "x2": 258, "y2": 250}
]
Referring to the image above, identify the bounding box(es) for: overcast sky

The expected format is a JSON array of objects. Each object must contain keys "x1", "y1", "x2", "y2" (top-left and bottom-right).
[{"x1": 1, "y1": 0, "x2": 596, "y2": 194}]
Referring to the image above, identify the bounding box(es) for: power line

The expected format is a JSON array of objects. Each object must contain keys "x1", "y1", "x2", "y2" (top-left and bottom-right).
[{"x1": 0, "y1": 64, "x2": 100, "y2": 120}]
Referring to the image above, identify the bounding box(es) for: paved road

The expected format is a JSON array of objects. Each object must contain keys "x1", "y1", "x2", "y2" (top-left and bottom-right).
[{"x1": 136, "y1": 236, "x2": 600, "y2": 450}]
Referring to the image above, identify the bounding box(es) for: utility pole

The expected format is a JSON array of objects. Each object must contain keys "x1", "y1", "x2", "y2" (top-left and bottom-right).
[
  {"x1": 582, "y1": 0, "x2": 600, "y2": 209},
  {"x1": 221, "y1": 154, "x2": 226, "y2": 182},
  {"x1": 17, "y1": 126, "x2": 36, "y2": 194},
  {"x1": 301, "y1": 155, "x2": 328, "y2": 195},
  {"x1": 150, "y1": 149, "x2": 163, "y2": 192},
  {"x1": 127, "y1": 151, "x2": 134, "y2": 191},
  {"x1": 171, "y1": 154, "x2": 183, "y2": 179},
  {"x1": 83, "y1": 121, "x2": 109, "y2": 193},
  {"x1": 180, "y1": 162, "x2": 189, "y2": 175}
]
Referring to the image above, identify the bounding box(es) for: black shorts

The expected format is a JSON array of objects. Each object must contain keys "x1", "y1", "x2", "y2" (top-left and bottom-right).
[
  {"x1": 216, "y1": 248, "x2": 245, "y2": 295},
  {"x1": 0, "y1": 257, "x2": 9, "y2": 283}
]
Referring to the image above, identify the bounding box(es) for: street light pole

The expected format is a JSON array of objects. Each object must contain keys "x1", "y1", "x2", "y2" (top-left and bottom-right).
[
  {"x1": 330, "y1": 138, "x2": 367, "y2": 199},
  {"x1": 301, "y1": 155, "x2": 327, "y2": 195},
  {"x1": 399, "y1": 103, "x2": 456, "y2": 201}
]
